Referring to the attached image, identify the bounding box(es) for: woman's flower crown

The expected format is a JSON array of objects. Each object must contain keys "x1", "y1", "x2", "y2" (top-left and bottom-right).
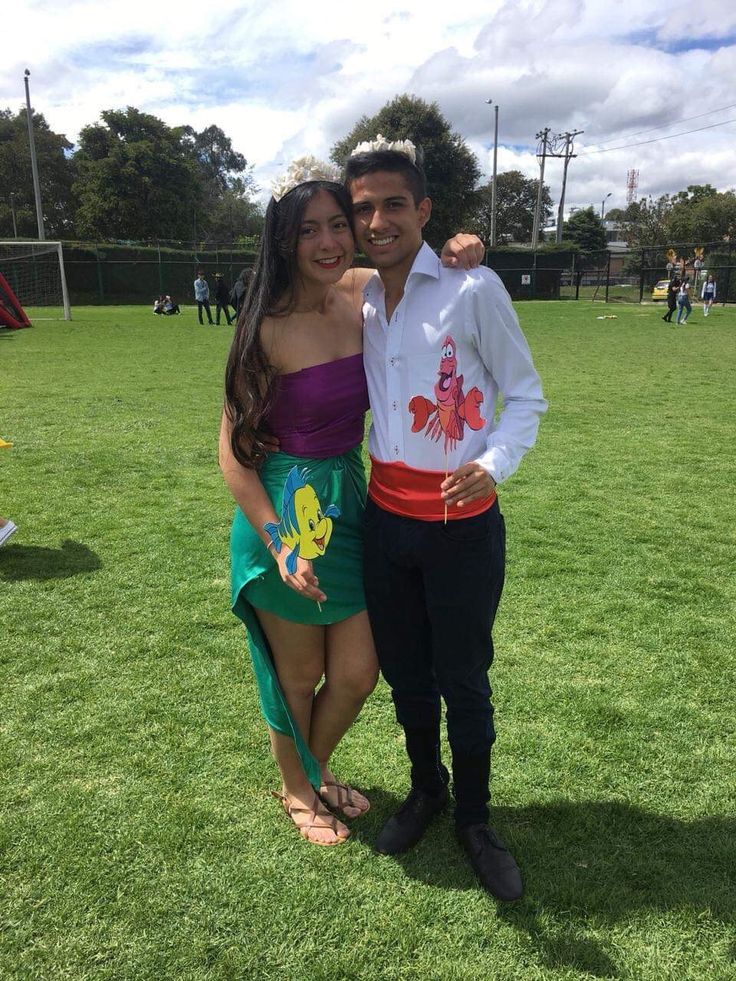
[
  {"x1": 271, "y1": 155, "x2": 342, "y2": 202},
  {"x1": 350, "y1": 134, "x2": 417, "y2": 164}
]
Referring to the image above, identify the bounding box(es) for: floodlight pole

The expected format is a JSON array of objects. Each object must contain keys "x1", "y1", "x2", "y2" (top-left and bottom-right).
[
  {"x1": 9, "y1": 193, "x2": 18, "y2": 237},
  {"x1": 24, "y1": 69, "x2": 45, "y2": 241},
  {"x1": 485, "y1": 99, "x2": 499, "y2": 247}
]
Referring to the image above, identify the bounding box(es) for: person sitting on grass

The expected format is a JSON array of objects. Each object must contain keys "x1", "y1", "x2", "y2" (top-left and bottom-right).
[
  {"x1": 153, "y1": 296, "x2": 164, "y2": 315},
  {"x1": 162, "y1": 295, "x2": 180, "y2": 315},
  {"x1": 219, "y1": 156, "x2": 483, "y2": 847}
]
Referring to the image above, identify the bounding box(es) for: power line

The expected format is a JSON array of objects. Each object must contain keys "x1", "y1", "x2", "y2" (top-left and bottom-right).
[
  {"x1": 585, "y1": 100, "x2": 736, "y2": 149},
  {"x1": 579, "y1": 116, "x2": 736, "y2": 155}
]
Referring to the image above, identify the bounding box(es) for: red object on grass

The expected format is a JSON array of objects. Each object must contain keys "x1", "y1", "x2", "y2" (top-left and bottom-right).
[{"x1": 0, "y1": 273, "x2": 31, "y2": 329}]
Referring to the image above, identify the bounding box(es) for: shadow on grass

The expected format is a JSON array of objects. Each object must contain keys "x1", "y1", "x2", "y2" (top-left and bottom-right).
[
  {"x1": 354, "y1": 793, "x2": 735, "y2": 978},
  {"x1": 0, "y1": 539, "x2": 102, "y2": 580}
]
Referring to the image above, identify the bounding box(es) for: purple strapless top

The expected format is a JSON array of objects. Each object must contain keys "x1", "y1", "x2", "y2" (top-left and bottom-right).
[{"x1": 266, "y1": 353, "x2": 369, "y2": 458}]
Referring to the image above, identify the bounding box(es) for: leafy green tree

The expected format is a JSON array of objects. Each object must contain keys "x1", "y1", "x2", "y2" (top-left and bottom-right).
[
  {"x1": 204, "y1": 179, "x2": 264, "y2": 244},
  {"x1": 469, "y1": 170, "x2": 553, "y2": 244},
  {"x1": 179, "y1": 124, "x2": 256, "y2": 223},
  {"x1": 72, "y1": 109, "x2": 258, "y2": 242},
  {"x1": 563, "y1": 206, "x2": 607, "y2": 253},
  {"x1": 73, "y1": 107, "x2": 201, "y2": 240},
  {"x1": 331, "y1": 94, "x2": 480, "y2": 248},
  {"x1": 667, "y1": 185, "x2": 736, "y2": 243},
  {"x1": 0, "y1": 107, "x2": 76, "y2": 238},
  {"x1": 617, "y1": 197, "x2": 673, "y2": 249}
]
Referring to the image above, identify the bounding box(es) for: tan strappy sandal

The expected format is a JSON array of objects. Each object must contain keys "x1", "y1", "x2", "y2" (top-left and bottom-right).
[
  {"x1": 319, "y1": 780, "x2": 371, "y2": 818},
  {"x1": 271, "y1": 791, "x2": 349, "y2": 846}
]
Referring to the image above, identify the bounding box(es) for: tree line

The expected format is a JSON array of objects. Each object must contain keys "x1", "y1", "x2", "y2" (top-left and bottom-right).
[{"x1": 2, "y1": 94, "x2": 734, "y2": 250}]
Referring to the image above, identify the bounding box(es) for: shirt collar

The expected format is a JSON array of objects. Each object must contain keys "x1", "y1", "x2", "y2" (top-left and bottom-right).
[{"x1": 363, "y1": 241, "x2": 439, "y2": 301}]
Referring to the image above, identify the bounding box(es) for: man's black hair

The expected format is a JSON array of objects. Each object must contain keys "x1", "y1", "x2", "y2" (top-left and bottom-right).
[{"x1": 345, "y1": 148, "x2": 427, "y2": 205}]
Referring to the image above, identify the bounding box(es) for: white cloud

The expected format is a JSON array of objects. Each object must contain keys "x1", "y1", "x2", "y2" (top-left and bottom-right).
[{"x1": 3, "y1": 0, "x2": 735, "y2": 215}]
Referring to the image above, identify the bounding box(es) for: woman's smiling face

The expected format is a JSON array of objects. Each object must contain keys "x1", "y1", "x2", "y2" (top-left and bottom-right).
[{"x1": 295, "y1": 189, "x2": 355, "y2": 287}]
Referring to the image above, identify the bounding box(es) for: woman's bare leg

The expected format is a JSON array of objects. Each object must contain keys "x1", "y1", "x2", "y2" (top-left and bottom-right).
[
  {"x1": 255, "y1": 607, "x2": 348, "y2": 843},
  {"x1": 310, "y1": 610, "x2": 379, "y2": 816}
]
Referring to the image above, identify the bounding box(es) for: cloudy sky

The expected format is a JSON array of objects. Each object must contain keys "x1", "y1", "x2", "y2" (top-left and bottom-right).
[{"x1": 4, "y1": 0, "x2": 736, "y2": 216}]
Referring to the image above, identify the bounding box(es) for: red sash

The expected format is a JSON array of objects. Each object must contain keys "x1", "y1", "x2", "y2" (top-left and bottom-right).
[{"x1": 368, "y1": 456, "x2": 496, "y2": 522}]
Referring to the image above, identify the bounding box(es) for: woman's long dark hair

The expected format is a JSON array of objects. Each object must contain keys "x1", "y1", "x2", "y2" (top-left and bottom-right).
[{"x1": 224, "y1": 179, "x2": 353, "y2": 468}]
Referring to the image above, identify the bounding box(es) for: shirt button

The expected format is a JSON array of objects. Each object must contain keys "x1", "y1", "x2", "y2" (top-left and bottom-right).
[
  {"x1": 392, "y1": 401, "x2": 398, "y2": 410},
  {"x1": 394, "y1": 445, "x2": 399, "y2": 455},
  {"x1": 389, "y1": 357, "x2": 395, "y2": 366}
]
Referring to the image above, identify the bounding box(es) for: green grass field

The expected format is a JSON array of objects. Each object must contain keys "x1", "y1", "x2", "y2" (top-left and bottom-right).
[{"x1": 1, "y1": 302, "x2": 734, "y2": 980}]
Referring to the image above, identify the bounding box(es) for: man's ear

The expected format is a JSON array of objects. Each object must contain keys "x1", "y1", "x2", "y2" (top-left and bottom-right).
[{"x1": 417, "y1": 197, "x2": 432, "y2": 228}]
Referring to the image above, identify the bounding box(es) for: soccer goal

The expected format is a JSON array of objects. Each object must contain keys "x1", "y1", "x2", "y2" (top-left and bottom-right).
[{"x1": 0, "y1": 241, "x2": 71, "y2": 321}]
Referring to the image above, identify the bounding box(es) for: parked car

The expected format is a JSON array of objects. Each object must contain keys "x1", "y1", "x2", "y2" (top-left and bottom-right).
[{"x1": 651, "y1": 279, "x2": 670, "y2": 301}]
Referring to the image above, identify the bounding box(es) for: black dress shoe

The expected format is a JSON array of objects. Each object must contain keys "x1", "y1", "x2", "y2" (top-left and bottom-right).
[
  {"x1": 457, "y1": 823, "x2": 524, "y2": 902},
  {"x1": 375, "y1": 786, "x2": 448, "y2": 855}
]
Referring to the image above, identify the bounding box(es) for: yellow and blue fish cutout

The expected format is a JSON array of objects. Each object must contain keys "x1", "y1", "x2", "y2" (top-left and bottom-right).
[{"x1": 264, "y1": 466, "x2": 340, "y2": 574}]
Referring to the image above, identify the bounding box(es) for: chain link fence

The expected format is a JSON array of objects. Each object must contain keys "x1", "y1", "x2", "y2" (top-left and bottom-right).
[
  {"x1": 61, "y1": 241, "x2": 259, "y2": 306},
  {"x1": 54, "y1": 239, "x2": 736, "y2": 306},
  {"x1": 485, "y1": 242, "x2": 735, "y2": 303}
]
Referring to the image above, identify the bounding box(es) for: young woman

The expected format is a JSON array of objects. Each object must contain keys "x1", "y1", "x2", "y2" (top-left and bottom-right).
[
  {"x1": 219, "y1": 160, "x2": 481, "y2": 846},
  {"x1": 676, "y1": 278, "x2": 692, "y2": 325},
  {"x1": 701, "y1": 274, "x2": 716, "y2": 317}
]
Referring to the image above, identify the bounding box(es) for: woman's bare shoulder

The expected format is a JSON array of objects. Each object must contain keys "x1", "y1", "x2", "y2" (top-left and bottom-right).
[{"x1": 335, "y1": 266, "x2": 374, "y2": 305}]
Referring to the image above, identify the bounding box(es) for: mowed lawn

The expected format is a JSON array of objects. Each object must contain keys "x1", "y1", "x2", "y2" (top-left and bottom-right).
[{"x1": 1, "y1": 301, "x2": 734, "y2": 981}]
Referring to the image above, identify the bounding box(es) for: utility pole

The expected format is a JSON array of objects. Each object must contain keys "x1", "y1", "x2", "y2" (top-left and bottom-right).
[
  {"x1": 485, "y1": 99, "x2": 500, "y2": 247},
  {"x1": 532, "y1": 128, "x2": 550, "y2": 249},
  {"x1": 23, "y1": 69, "x2": 45, "y2": 241},
  {"x1": 555, "y1": 129, "x2": 584, "y2": 244}
]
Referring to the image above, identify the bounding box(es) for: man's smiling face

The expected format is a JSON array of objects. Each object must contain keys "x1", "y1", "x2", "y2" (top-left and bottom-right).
[{"x1": 349, "y1": 170, "x2": 431, "y2": 275}]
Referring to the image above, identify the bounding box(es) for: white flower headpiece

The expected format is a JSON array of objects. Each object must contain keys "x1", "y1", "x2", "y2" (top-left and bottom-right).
[
  {"x1": 350, "y1": 133, "x2": 417, "y2": 165},
  {"x1": 271, "y1": 155, "x2": 342, "y2": 202}
]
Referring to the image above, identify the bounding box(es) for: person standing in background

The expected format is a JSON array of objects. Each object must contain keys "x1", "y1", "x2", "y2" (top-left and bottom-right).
[
  {"x1": 214, "y1": 273, "x2": 234, "y2": 325},
  {"x1": 194, "y1": 271, "x2": 214, "y2": 325},
  {"x1": 662, "y1": 276, "x2": 680, "y2": 323},
  {"x1": 701, "y1": 274, "x2": 716, "y2": 316},
  {"x1": 676, "y1": 278, "x2": 692, "y2": 325}
]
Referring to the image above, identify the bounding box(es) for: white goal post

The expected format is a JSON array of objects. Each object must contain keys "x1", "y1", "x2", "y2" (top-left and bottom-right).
[{"x1": 0, "y1": 240, "x2": 72, "y2": 321}]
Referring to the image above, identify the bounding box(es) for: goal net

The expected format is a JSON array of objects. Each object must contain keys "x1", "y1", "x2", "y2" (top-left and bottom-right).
[{"x1": 0, "y1": 241, "x2": 71, "y2": 321}]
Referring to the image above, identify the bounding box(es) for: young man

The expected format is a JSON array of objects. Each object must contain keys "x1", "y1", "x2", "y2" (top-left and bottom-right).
[
  {"x1": 194, "y1": 271, "x2": 213, "y2": 325},
  {"x1": 214, "y1": 273, "x2": 234, "y2": 325},
  {"x1": 345, "y1": 141, "x2": 547, "y2": 902}
]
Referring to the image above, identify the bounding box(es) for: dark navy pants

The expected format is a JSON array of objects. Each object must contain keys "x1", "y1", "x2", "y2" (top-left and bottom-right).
[{"x1": 363, "y1": 497, "x2": 506, "y2": 826}]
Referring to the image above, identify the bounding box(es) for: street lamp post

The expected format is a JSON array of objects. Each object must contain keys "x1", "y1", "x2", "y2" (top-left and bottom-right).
[
  {"x1": 485, "y1": 99, "x2": 499, "y2": 248},
  {"x1": 601, "y1": 192, "x2": 612, "y2": 219},
  {"x1": 23, "y1": 69, "x2": 45, "y2": 241}
]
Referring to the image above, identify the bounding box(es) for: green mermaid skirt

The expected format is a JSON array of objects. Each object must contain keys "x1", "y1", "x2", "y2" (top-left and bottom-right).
[{"x1": 230, "y1": 446, "x2": 367, "y2": 789}]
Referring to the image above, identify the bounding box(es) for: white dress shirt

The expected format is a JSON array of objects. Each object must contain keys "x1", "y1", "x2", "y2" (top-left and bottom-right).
[{"x1": 362, "y1": 242, "x2": 547, "y2": 484}]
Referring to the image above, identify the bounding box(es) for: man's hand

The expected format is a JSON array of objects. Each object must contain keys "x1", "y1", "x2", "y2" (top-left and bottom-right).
[
  {"x1": 256, "y1": 430, "x2": 281, "y2": 454},
  {"x1": 273, "y1": 548, "x2": 326, "y2": 604},
  {"x1": 440, "y1": 233, "x2": 484, "y2": 270},
  {"x1": 441, "y1": 461, "x2": 496, "y2": 508}
]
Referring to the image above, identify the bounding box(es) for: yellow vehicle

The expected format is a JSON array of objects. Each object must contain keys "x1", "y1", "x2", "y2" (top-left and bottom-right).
[{"x1": 651, "y1": 279, "x2": 670, "y2": 301}]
